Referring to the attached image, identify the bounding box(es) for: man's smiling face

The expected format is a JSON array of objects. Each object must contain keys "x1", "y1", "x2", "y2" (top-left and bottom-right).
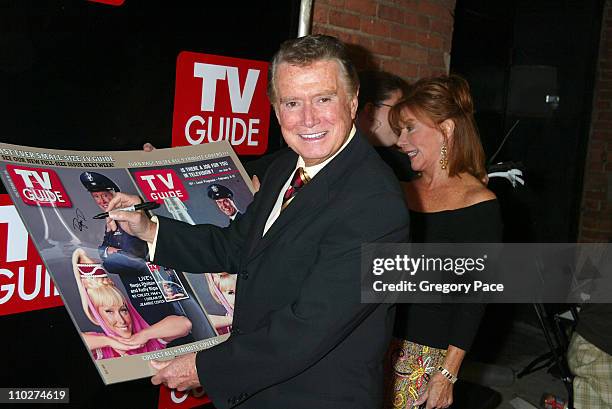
[{"x1": 273, "y1": 60, "x2": 358, "y2": 167}]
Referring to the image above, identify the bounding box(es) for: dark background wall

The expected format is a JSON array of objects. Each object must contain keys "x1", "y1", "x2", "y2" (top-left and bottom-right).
[
  {"x1": 451, "y1": 0, "x2": 604, "y2": 243},
  {"x1": 579, "y1": 0, "x2": 612, "y2": 243},
  {"x1": 449, "y1": 0, "x2": 608, "y2": 364},
  {"x1": 0, "y1": 0, "x2": 299, "y2": 153}
]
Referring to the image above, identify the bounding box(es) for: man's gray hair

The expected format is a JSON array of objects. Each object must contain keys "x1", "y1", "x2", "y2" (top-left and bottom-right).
[{"x1": 267, "y1": 35, "x2": 360, "y2": 104}]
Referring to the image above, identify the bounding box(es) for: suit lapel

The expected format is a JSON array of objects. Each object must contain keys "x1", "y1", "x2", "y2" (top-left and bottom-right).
[
  {"x1": 244, "y1": 152, "x2": 295, "y2": 259},
  {"x1": 245, "y1": 131, "x2": 372, "y2": 261},
  {"x1": 249, "y1": 174, "x2": 329, "y2": 260}
]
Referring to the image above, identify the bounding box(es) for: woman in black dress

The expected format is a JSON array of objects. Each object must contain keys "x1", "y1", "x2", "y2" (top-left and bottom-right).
[{"x1": 384, "y1": 75, "x2": 502, "y2": 409}]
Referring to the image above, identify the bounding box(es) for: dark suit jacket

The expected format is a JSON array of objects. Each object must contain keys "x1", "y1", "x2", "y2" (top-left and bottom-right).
[{"x1": 154, "y1": 133, "x2": 410, "y2": 409}]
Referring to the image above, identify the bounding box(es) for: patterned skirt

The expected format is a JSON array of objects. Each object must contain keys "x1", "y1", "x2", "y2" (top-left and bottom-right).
[{"x1": 384, "y1": 338, "x2": 447, "y2": 409}]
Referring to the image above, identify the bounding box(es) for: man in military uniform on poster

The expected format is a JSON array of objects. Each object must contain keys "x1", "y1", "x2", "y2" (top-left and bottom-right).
[
  {"x1": 107, "y1": 35, "x2": 409, "y2": 409},
  {"x1": 207, "y1": 183, "x2": 242, "y2": 222},
  {"x1": 80, "y1": 172, "x2": 149, "y2": 267}
]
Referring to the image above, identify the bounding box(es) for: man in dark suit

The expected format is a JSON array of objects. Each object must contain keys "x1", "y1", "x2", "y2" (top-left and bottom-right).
[{"x1": 108, "y1": 35, "x2": 409, "y2": 409}]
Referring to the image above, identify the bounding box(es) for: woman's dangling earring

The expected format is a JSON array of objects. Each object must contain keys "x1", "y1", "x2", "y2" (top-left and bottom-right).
[{"x1": 439, "y1": 140, "x2": 448, "y2": 170}]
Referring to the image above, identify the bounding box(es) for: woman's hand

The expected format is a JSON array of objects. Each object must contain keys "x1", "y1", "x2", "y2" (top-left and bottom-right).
[
  {"x1": 415, "y1": 344, "x2": 465, "y2": 408},
  {"x1": 83, "y1": 333, "x2": 143, "y2": 355},
  {"x1": 117, "y1": 330, "x2": 151, "y2": 348},
  {"x1": 414, "y1": 372, "x2": 454, "y2": 408},
  {"x1": 106, "y1": 336, "x2": 144, "y2": 353},
  {"x1": 139, "y1": 315, "x2": 192, "y2": 343}
]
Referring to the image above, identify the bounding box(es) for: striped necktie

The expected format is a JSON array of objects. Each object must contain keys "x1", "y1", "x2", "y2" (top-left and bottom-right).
[{"x1": 281, "y1": 167, "x2": 310, "y2": 211}]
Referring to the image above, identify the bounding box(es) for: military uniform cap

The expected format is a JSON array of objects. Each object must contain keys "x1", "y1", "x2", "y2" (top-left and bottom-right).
[
  {"x1": 207, "y1": 183, "x2": 233, "y2": 200},
  {"x1": 80, "y1": 172, "x2": 120, "y2": 192}
]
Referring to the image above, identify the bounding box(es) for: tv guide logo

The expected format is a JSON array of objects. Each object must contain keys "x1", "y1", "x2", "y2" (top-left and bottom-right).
[
  {"x1": 133, "y1": 169, "x2": 189, "y2": 204},
  {"x1": 172, "y1": 52, "x2": 270, "y2": 155},
  {"x1": 7, "y1": 165, "x2": 72, "y2": 208}
]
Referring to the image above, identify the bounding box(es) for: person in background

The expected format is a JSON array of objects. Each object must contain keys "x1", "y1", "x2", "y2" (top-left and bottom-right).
[
  {"x1": 356, "y1": 70, "x2": 408, "y2": 147},
  {"x1": 385, "y1": 75, "x2": 502, "y2": 409},
  {"x1": 356, "y1": 70, "x2": 414, "y2": 182}
]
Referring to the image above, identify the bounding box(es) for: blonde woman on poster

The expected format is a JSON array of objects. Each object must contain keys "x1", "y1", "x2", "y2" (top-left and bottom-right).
[{"x1": 72, "y1": 248, "x2": 192, "y2": 360}]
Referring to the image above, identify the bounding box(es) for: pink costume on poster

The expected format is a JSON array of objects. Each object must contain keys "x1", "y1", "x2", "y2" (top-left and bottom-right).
[
  {"x1": 210, "y1": 280, "x2": 233, "y2": 335},
  {"x1": 79, "y1": 263, "x2": 165, "y2": 360}
]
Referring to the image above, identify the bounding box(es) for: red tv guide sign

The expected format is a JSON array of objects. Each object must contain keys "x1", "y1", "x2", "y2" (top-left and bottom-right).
[
  {"x1": 172, "y1": 52, "x2": 270, "y2": 155},
  {"x1": 158, "y1": 385, "x2": 211, "y2": 409},
  {"x1": 0, "y1": 194, "x2": 63, "y2": 316}
]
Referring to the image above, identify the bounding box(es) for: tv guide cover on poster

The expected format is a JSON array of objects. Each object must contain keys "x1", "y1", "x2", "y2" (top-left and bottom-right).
[{"x1": 0, "y1": 141, "x2": 254, "y2": 384}]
